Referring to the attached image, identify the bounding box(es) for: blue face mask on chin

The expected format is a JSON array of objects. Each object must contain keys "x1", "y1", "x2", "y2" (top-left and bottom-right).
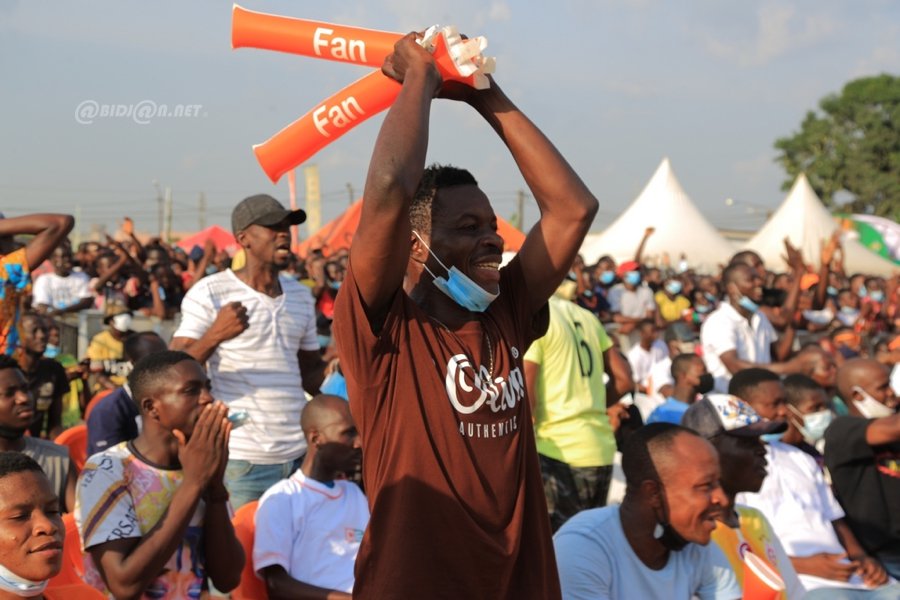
[
  {"x1": 761, "y1": 431, "x2": 785, "y2": 444},
  {"x1": 737, "y1": 295, "x2": 759, "y2": 313},
  {"x1": 413, "y1": 231, "x2": 499, "y2": 313}
]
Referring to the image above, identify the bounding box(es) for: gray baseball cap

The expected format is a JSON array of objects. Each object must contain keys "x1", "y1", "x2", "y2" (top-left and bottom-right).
[{"x1": 232, "y1": 194, "x2": 305, "y2": 233}]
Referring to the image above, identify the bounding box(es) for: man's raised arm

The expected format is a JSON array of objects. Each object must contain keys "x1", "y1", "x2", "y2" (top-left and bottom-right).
[
  {"x1": 350, "y1": 34, "x2": 442, "y2": 327},
  {"x1": 465, "y1": 82, "x2": 599, "y2": 315},
  {"x1": 0, "y1": 214, "x2": 74, "y2": 271}
]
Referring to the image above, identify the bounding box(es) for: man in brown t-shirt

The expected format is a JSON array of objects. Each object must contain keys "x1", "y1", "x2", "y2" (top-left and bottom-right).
[{"x1": 333, "y1": 33, "x2": 599, "y2": 599}]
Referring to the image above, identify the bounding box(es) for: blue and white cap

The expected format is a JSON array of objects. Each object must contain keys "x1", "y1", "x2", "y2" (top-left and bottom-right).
[{"x1": 683, "y1": 393, "x2": 787, "y2": 438}]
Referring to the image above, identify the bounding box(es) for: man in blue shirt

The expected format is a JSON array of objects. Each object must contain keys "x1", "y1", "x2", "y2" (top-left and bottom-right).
[
  {"x1": 647, "y1": 353, "x2": 713, "y2": 425},
  {"x1": 86, "y1": 331, "x2": 167, "y2": 457}
]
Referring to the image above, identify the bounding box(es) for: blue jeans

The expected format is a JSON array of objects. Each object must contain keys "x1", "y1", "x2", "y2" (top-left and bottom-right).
[{"x1": 224, "y1": 458, "x2": 301, "y2": 510}]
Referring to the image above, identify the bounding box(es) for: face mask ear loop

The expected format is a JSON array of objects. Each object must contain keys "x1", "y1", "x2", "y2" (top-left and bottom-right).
[{"x1": 412, "y1": 230, "x2": 451, "y2": 276}]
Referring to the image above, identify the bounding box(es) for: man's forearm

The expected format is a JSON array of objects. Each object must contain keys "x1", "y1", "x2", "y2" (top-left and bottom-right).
[
  {"x1": 101, "y1": 482, "x2": 203, "y2": 598},
  {"x1": 264, "y1": 566, "x2": 351, "y2": 600},
  {"x1": 52, "y1": 297, "x2": 94, "y2": 315},
  {"x1": 171, "y1": 334, "x2": 221, "y2": 364},
  {"x1": 203, "y1": 498, "x2": 244, "y2": 592}
]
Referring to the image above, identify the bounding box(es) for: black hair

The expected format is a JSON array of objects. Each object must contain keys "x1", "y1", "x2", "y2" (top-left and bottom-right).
[
  {"x1": 0, "y1": 355, "x2": 20, "y2": 374},
  {"x1": 671, "y1": 353, "x2": 701, "y2": 380},
  {"x1": 128, "y1": 350, "x2": 195, "y2": 410},
  {"x1": 0, "y1": 451, "x2": 44, "y2": 479},
  {"x1": 409, "y1": 164, "x2": 478, "y2": 235},
  {"x1": 638, "y1": 319, "x2": 657, "y2": 332},
  {"x1": 622, "y1": 422, "x2": 697, "y2": 489},
  {"x1": 783, "y1": 374, "x2": 824, "y2": 407},
  {"x1": 728, "y1": 368, "x2": 780, "y2": 400},
  {"x1": 721, "y1": 262, "x2": 750, "y2": 289},
  {"x1": 122, "y1": 331, "x2": 166, "y2": 363},
  {"x1": 729, "y1": 250, "x2": 763, "y2": 268}
]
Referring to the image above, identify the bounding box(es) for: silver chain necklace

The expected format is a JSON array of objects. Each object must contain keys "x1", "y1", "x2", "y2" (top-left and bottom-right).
[{"x1": 429, "y1": 316, "x2": 494, "y2": 379}]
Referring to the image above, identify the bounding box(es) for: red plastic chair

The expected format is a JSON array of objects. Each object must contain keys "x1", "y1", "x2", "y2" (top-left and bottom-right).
[
  {"x1": 45, "y1": 584, "x2": 106, "y2": 599},
  {"x1": 54, "y1": 425, "x2": 88, "y2": 472},
  {"x1": 47, "y1": 513, "x2": 85, "y2": 588},
  {"x1": 231, "y1": 500, "x2": 269, "y2": 600}
]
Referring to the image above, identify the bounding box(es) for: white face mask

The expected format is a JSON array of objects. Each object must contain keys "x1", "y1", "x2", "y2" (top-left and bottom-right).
[
  {"x1": 852, "y1": 386, "x2": 896, "y2": 419},
  {"x1": 111, "y1": 313, "x2": 133, "y2": 332},
  {"x1": 0, "y1": 563, "x2": 48, "y2": 597},
  {"x1": 787, "y1": 404, "x2": 833, "y2": 443}
]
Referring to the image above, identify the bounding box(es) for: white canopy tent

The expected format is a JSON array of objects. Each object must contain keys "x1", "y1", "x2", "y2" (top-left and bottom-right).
[
  {"x1": 580, "y1": 158, "x2": 735, "y2": 272},
  {"x1": 745, "y1": 174, "x2": 896, "y2": 277}
]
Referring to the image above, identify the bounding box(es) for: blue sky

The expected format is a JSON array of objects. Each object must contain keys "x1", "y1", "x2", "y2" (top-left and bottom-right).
[{"x1": 1, "y1": 1, "x2": 898, "y2": 241}]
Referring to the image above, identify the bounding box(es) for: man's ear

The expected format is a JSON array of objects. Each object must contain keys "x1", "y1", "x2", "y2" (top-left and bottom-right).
[
  {"x1": 307, "y1": 428, "x2": 321, "y2": 447},
  {"x1": 235, "y1": 229, "x2": 249, "y2": 249},
  {"x1": 642, "y1": 479, "x2": 663, "y2": 510},
  {"x1": 409, "y1": 231, "x2": 428, "y2": 265},
  {"x1": 141, "y1": 396, "x2": 158, "y2": 421}
]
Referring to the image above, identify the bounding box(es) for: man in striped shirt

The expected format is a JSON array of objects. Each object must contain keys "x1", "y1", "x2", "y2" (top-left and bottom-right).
[{"x1": 172, "y1": 194, "x2": 326, "y2": 509}]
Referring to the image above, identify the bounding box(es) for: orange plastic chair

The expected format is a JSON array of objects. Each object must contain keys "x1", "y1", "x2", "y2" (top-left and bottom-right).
[
  {"x1": 83, "y1": 388, "x2": 114, "y2": 422},
  {"x1": 45, "y1": 583, "x2": 106, "y2": 599},
  {"x1": 47, "y1": 513, "x2": 85, "y2": 588},
  {"x1": 231, "y1": 500, "x2": 269, "y2": 600},
  {"x1": 54, "y1": 424, "x2": 88, "y2": 472}
]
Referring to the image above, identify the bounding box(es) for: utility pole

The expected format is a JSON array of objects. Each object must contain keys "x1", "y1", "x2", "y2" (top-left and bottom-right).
[
  {"x1": 153, "y1": 180, "x2": 163, "y2": 238},
  {"x1": 198, "y1": 192, "x2": 207, "y2": 230},
  {"x1": 73, "y1": 204, "x2": 82, "y2": 247},
  {"x1": 164, "y1": 187, "x2": 173, "y2": 242},
  {"x1": 346, "y1": 182, "x2": 355, "y2": 206},
  {"x1": 516, "y1": 189, "x2": 526, "y2": 231}
]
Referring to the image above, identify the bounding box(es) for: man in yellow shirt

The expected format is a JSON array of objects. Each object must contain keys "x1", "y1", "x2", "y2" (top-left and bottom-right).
[
  {"x1": 86, "y1": 308, "x2": 133, "y2": 392},
  {"x1": 525, "y1": 295, "x2": 625, "y2": 531},
  {"x1": 655, "y1": 276, "x2": 691, "y2": 323}
]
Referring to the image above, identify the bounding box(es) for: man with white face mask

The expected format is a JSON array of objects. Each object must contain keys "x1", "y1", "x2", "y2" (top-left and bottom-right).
[
  {"x1": 825, "y1": 359, "x2": 900, "y2": 580},
  {"x1": 86, "y1": 307, "x2": 134, "y2": 393},
  {"x1": 332, "y1": 33, "x2": 598, "y2": 599},
  {"x1": 739, "y1": 373, "x2": 900, "y2": 596}
]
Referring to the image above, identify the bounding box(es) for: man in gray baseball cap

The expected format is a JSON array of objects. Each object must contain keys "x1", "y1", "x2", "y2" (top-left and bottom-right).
[
  {"x1": 231, "y1": 194, "x2": 306, "y2": 233},
  {"x1": 172, "y1": 193, "x2": 325, "y2": 509}
]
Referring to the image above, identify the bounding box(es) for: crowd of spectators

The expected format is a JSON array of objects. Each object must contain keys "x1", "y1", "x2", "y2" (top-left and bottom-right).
[{"x1": 1, "y1": 199, "x2": 900, "y2": 598}]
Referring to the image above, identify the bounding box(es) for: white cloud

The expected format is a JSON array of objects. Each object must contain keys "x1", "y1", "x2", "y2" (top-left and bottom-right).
[
  {"x1": 488, "y1": 2, "x2": 512, "y2": 22},
  {"x1": 852, "y1": 27, "x2": 900, "y2": 77},
  {"x1": 602, "y1": 78, "x2": 659, "y2": 98},
  {"x1": 733, "y1": 152, "x2": 774, "y2": 177},
  {"x1": 703, "y1": 2, "x2": 838, "y2": 67}
]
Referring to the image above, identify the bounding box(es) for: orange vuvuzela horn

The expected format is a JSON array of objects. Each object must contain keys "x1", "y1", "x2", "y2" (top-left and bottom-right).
[
  {"x1": 232, "y1": 4, "x2": 399, "y2": 67},
  {"x1": 253, "y1": 70, "x2": 400, "y2": 183}
]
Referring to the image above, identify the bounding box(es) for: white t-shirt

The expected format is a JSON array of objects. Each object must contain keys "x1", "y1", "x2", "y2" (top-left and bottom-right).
[
  {"x1": 32, "y1": 271, "x2": 91, "y2": 309},
  {"x1": 627, "y1": 340, "x2": 669, "y2": 388},
  {"x1": 607, "y1": 284, "x2": 655, "y2": 318},
  {"x1": 736, "y1": 441, "x2": 895, "y2": 592},
  {"x1": 174, "y1": 270, "x2": 319, "y2": 463},
  {"x1": 254, "y1": 470, "x2": 369, "y2": 594},
  {"x1": 647, "y1": 356, "x2": 674, "y2": 399},
  {"x1": 701, "y1": 302, "x2": 778, "y2": 393},
  {"x1": 554, "y1": 505, "x2": 741, "y2": 600}
]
